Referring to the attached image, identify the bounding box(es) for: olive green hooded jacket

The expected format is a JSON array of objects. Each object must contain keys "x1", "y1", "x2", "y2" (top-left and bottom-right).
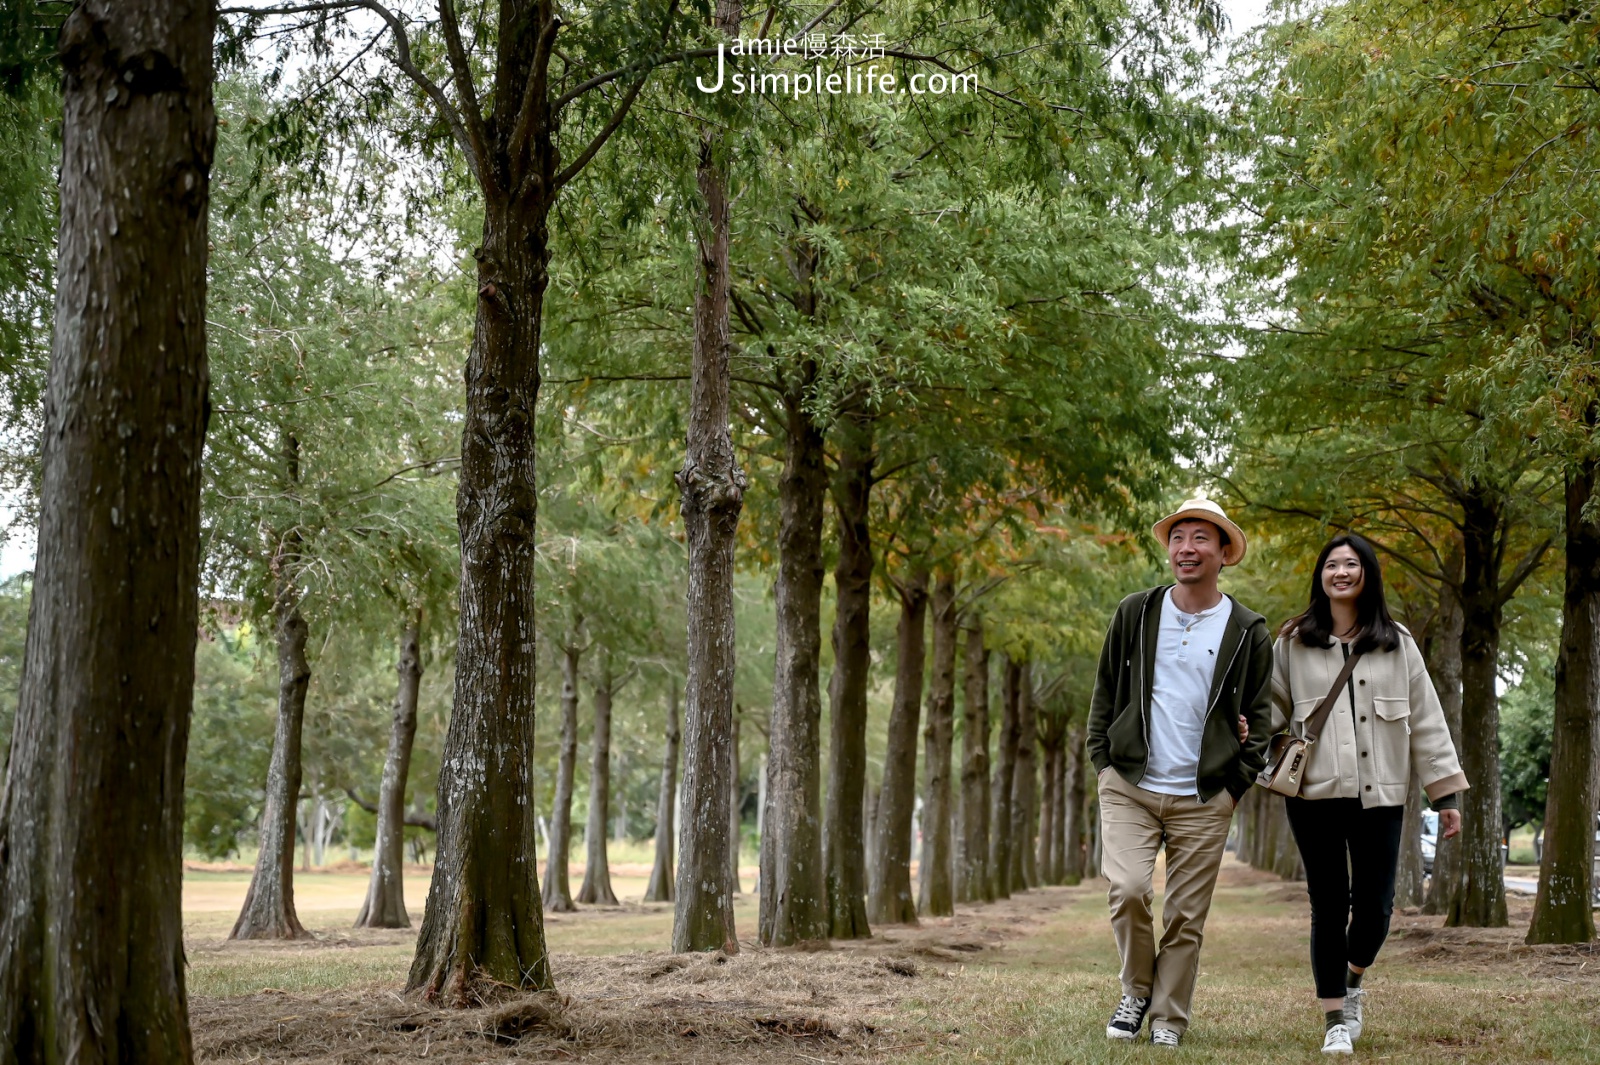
[{"x1": 1087, "y1": 585, "x2": 1275, "y2": 803}]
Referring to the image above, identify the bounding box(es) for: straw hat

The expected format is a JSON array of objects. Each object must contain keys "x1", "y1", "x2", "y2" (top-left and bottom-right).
[{"x1": 1151, "y1": 497, "x2": 1247, "y2": 566}]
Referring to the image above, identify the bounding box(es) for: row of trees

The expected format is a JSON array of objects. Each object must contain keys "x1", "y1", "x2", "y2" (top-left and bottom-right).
[{"x1": 1219, "y1": 0, "x2": 1600, "y2": 944}]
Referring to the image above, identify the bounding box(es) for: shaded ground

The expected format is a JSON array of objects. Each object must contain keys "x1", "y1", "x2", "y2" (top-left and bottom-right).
[{"x1": 188, "y1": 858, "x2": 1600, "y2": 1064}]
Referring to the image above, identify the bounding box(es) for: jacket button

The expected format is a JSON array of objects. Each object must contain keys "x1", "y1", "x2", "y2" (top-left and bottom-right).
[
  {"x1": 1364, "y1": 785, "x2": 1371, "y2": 791},
  {"x1": 1358, "y1": 679, "x2": 1366, "y2": 685},
  {"x1": 1361, "y1": 751, "x2": 1368, "y2": 758},
  {"x1": 1360, "y1": 715, "x2": 1367, "y2": 722}
]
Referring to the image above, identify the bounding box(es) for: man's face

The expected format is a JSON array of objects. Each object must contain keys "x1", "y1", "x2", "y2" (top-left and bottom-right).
[{"x1": 1167, "y1": 519, "x2": 1226, "y2": 587}]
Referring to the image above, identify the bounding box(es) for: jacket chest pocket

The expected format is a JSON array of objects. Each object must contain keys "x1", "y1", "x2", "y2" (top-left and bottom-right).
[
  {"x1": 1372, "y1": 697, "x2": 1411, "y2": 784},
  {"x1": 1290, "y1": 697, "x2": 1321, "y2": 732}
]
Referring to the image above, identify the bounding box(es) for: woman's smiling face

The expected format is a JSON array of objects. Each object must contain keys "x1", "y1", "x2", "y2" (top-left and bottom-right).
[{"x1": 1322, "y1": 544, "x2": 1365, "y2": 606}]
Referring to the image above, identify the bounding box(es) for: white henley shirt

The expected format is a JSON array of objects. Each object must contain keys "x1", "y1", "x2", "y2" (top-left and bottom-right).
[{"x1": 1140, "y1": 589, "x2": 1229, "y2": 797}]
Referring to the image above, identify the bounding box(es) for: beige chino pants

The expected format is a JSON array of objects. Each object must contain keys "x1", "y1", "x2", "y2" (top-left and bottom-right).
[{"x1": 1098, "y1": 769, "x2": 1236, "y2": 1035}]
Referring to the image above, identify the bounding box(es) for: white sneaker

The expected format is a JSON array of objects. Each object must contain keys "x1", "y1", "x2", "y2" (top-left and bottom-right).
[
  {"x1": 1322, "y1": 1024, "x2": 1353, "y2": 1054},
  {"x1": 1344, "y1": 987, "x2": 1366, "y2": 1040},
  {"x1": 1105, "y1": 995, "x2": 1150, "y2": 1040},
  {"x1": 1152, "y1": 1028, "x2": 1181, "y2": 1047}
]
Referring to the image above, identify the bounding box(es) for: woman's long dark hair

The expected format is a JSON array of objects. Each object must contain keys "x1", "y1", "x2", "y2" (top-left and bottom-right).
[{"x1": 1280, "y1": 533, "x2": 1401, "y2": 653}]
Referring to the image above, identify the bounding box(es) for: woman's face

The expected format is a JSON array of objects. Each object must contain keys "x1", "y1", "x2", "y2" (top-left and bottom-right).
[{"x1": 1322, "y1": 544, "x2": 1365, "y2": 606}]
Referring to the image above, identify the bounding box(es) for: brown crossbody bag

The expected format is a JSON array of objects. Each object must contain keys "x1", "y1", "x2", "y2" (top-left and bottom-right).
[{"x1": 1256, "y1": 648, "x2": 1364, "y2": 796}]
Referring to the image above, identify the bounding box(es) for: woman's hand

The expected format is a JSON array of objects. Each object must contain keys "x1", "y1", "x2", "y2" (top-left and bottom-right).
[
  {"x1": 1237, "y1": 714, "x2": 1249, "y2": 743},
  {"x1": 1439, "y1": 808, "x2": 1461, "y2": 840}
]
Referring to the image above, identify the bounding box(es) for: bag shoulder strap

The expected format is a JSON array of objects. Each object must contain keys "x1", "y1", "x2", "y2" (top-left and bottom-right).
[{"x1": 1302, "y1": 646, "x2": 1364, "y2": 744}]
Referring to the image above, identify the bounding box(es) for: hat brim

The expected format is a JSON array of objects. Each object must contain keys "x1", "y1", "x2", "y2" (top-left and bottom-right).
[{"x1": 1151, "y1": 509, "x2": 1247, "y2": 566}]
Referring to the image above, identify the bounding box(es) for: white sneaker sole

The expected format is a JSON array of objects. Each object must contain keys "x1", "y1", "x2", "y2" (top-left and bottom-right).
[
  {"x1": 1322, "y1": 1045, "x2": 1353, "y2": 1055},
  {"x1": 1107, "y1": 1027, "x2": 1139, "y2": 1040}
]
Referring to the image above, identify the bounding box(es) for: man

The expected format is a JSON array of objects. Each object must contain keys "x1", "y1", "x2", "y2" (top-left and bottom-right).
[{"x1": 1087, "y1": 497, "x2": 1274, "y2": 1047}]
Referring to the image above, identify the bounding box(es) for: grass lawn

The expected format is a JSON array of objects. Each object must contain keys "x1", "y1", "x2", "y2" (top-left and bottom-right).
[{"x1": 186, "y1": 856, "x2": 1599, "y2": 1063}]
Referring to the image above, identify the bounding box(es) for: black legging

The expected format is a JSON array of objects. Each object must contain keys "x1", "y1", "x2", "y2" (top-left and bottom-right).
[{"x1": 1284, "y1": 797, "x2": 1405, "y2": 999}]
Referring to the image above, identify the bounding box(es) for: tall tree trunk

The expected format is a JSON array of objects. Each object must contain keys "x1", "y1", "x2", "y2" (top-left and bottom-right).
[
  {"x1": 1037, "y1": 739, "x2": 1057, "y2": 885},
  {"x1": 408, "y1": 83, "x2": 558, "y2": 999},
  {"x1": 990, "y1": 656, "x2": 1022, "y2": 899},
  {"x1": 233, "y1": 508, "x2": 313, "y2": 941},
  {"x1": 1011, "y1": 663, "x2": 1037, "y2": 890},
  {"x1": 870, "y1": 568, "x2": 929, "y2": 925},
  {"x1": 1064, "y1": 722, "x2": 1087, "y2": 882},
  {"x1": 957, "y1": 622, "x2": 993, "y2": 902},
  {"x1": 824, "y1": 414, "x2": 875, "y2": 939},
  {"x1": 672, "y1": 0, "x2": 746, "y2": 954},
  {"x1": 919, "y1": 574, "x2": 958, "y2": 918},
  {"x1": 1394, "y1": 786, "x2": 1427, "y2": 909},
  {"x1": 1423, "y1": 563, "x2": 1466, "y2": 915},
  {"x1": 0, "y1": 2, "x2": 212, "y2": 1053},
  {"x1": 644, "y1": 679, "x2": 681, "y2": 903},
  {"x1": 1447, "y1": 487, "x2": 1510, "y2": 928},
  {"x1": 357, "y1": 613, "x2": 424, "y2": 928},
  {"x1": 1529, "y1": 460, "x2": 1600, "y2": 943},
  {"x1": 729, "y1": 709, "x2": 742, "y2": 893},
  {"x1": 1036, "y1": 714, "x2": 1066, "y2": 886},
  {"x1": 542, "y1": 638, "x2": 582, "y2": 912},
  {"x1": 1238, "y1": 790, "x2": 1304, "y2": 879},
  {"x1": 579, "y1": 660, "x2": 619, "y2": 906},
  {"x1": 758, "y1": 358, "x2": 830, "y2": 946}
]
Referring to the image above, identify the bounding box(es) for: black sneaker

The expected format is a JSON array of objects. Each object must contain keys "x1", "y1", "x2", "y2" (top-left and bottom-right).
[{"x1": 1106, "y1": 995, "x2": 1150, "y2": 1040}]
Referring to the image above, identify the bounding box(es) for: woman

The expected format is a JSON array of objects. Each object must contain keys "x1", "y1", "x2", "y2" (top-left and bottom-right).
[{"x1": 1270, "y1": 534, "x2": 1466, "y2": 1055}]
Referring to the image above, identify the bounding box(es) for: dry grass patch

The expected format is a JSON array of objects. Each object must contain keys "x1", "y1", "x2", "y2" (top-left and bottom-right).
[
  {"x1": 191, "y1": 948, "x2": 967, "y2": 1063},
  {"x1": 185, "y1": 858, "x2": 1600, "y2": 1064}
]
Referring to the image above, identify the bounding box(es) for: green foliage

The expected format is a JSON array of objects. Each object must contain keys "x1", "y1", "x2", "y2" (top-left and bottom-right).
[
  {"x1": 1499, "y1": 654, "x2": 1554, "y2": 833},
  {"x1": 186, "y1": 629, "x2": 277, "y2": 859},
  {"x1": 204, "y1": 79, "x2": 462, "y2": 641},
  {"x1": 0, "y1": 572, "x2": 28, "y2": 785},
  {"x1": 0, "y1": 74, "x2": 56, "y2": 526}
]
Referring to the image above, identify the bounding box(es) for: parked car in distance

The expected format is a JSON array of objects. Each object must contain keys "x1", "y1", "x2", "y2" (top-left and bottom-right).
[{"x1": 1421, "y1": 809, "x2": 1437, "y2": 875}]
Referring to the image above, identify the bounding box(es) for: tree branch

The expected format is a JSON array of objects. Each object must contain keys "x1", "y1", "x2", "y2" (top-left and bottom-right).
[
  {"x1": 553, "y1": 71, "x2": 651, "y2": 191},
  {"x1": 1498, "y1": 536, "x2": 1553, "y2": 607},
  {"x1": 437, "y1": 0, "x2": 496, "y2": 194},
  {"x1": 344, "y1": 787, "x2": 437, "y2": 831}
]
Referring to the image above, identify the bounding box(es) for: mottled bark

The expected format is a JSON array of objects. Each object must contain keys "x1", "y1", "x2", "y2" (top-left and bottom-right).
[
  {"x1": 1447, "y1": 487, "x2": 1511, "y2": 928},
  {"x1": 757, "y1": 359, "x2": 829, "y2": 946},
  {"x1": 824, "y1": 414, "x2": 875, "y2": 939},
  {"x1": 542, "y1": 639, "x2": 581, "y2": 912},
  {"x1": 233, "y1": 496, "x2": 312, "y2": 941},
  {"x1": 1529, "y1": 461, "x2": 1600, "y2": 944},
  {"x1": 357, "y1": 614, "x2": 424, "y2": 928},
  {"x1": 1423, "y1": 566, "x2": 1466, "y2": 915},
  {"x1": 1011, "y1": 662, "x2": 1037, "y2": 890},
  {"x1": 579, "y1": 660, "x2": 619, "y2": 906},
  {"x1": 0, "y1": 2, "x2": 212, "y2": 1055},
  {"x1": 919, "y1": 574, "x2": 958, "y2": 917},
  {"x1": 644, "y1": 679, "x2": 681, "y2": 903},
  {"x1": 957, "y1": 622, "x2": 992, "y2": 902},
  {"x1": 990, "y1": 656, "x2": 1022, "y2": 898},
  {"x1": 870, "y1": 568, "x2": 929, "y2": 925},
  {"x1": 672, "y1": 0, "x2": 745, "y2": 954}
]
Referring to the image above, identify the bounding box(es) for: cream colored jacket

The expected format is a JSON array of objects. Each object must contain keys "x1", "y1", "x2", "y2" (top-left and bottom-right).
[{"x1": 1270, "y1": 626, "x2": 1468, "y2": 808}]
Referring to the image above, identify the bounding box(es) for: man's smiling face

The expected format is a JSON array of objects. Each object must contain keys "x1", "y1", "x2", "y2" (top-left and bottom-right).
[{"x1": 1167, "y1": 519, "x2": 1226, "y2": 587}]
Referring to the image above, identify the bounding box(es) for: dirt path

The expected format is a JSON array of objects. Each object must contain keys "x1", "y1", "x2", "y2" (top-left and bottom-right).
[
  {"x1": 189, "y1": 879, "x2": 1092, "y2": 1063},
  {"x1": 188, "y1": 859, "x2": 1600, "y2": 1064}
]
